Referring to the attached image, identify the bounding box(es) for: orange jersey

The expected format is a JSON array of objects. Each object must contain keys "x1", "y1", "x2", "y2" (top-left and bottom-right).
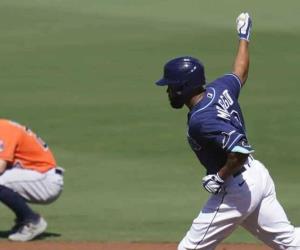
[{"x1": 0, "y1": 119, "x2": 56, "y2": 173}]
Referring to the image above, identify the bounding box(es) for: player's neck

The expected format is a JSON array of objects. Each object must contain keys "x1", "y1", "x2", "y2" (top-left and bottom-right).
[{"x1": 186, "y1": 92, "x2": 205, "y2": 110}]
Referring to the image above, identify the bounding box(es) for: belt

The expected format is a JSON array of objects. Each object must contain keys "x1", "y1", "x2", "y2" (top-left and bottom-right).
[
  {"x1": 55, "y1": 168, "x2": 64, "y2": 176},
  {"x1": 233, "y1": 155, "x2": 254, "y2": 178}
]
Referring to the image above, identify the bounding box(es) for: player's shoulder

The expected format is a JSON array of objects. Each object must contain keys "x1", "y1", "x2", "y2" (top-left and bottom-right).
[
  {"x1": 205, "y1": 73, "x2": 242, "y2": 100},
  {"x1": 0, "y1": 119, "x2": 23, "y2": 144},
  {"x1": 0, "y1": 119, "x2": 24, "y2": 134},
  {"x1": 208, "y1": 73, "x2": 241, "y2": 89},
  {"x1": 0, "y1": 119, "x2": 12, "y2": 128}
]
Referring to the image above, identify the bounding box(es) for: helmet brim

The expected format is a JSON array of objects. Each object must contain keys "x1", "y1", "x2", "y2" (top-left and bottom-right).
[{"x1": 155, "y1": 78, "x2": 180, "y2": 86}]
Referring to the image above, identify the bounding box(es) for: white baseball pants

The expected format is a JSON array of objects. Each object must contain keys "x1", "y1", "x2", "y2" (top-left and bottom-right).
[
  {"x1": 0, "y1": 167, "x2": 64, "y2": 204},
  {"x1": 178, "y1": 159, "x2": 300, "y2": 250}
]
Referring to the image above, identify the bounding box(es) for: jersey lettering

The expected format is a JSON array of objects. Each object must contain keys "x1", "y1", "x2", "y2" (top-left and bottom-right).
[
  {"x1": 216, "y1": 106, "x2": 230, "y2": 120},
  {"x1": 217, "y1": 90, "x2": 234, "y2": 120}
]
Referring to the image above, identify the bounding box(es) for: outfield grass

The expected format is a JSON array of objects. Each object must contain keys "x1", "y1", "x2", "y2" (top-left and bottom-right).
[{"x1": 0, "y1": 0, "x2": 300, "y2": 243}]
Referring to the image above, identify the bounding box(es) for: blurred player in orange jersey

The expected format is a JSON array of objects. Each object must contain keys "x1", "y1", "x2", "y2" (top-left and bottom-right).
[{"x1": 0, "y1": 119, "x2": 64, "y2": 241}]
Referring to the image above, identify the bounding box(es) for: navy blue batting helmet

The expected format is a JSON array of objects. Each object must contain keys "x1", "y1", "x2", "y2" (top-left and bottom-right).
[
  {"x1": 155, "y1": 56, "x2": 206, "y2": 109},
  {"x1": 155, "y1": 56, "x2": 205, "y2": 88}
]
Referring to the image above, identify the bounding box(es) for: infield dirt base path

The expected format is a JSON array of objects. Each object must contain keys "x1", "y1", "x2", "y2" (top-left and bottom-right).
[{"x1": 0, "y1": 242, "x2": 272, "y2": 250}]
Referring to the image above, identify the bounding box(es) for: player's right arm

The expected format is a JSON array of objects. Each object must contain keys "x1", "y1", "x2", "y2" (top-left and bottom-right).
[
  {"x1": 218, "y1": 152, "x2": 248, "y2": 180},
  {"x1": 233, "y1": 12, "x2": 252, "y2": 86}
]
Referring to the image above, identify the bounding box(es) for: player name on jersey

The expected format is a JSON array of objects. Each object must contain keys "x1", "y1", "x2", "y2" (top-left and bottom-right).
[{"x1": 216, "y1": 89, "x2": 234, "y2": 120}]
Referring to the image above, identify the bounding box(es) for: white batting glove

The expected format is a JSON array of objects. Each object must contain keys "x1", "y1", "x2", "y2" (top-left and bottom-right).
[
  {"x1": 236, "y1": 12, "x2": 252, "y2": 42},
  {"x1": 202, "y1": 173, "x2": 224, "y2": 194}
]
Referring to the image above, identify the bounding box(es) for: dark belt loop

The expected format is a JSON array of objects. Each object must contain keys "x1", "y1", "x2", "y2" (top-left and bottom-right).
[{"x1": 55, "y1": 168, "x2": 63, "y2": 176}]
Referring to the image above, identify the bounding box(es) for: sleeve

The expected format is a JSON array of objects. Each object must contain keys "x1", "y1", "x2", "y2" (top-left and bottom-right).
[
  {"x1": 190, "y1": 120, "x2": 254, "y2": 154},
  {"x1": 0, "y1": 133, "x2": 17, "y2": 162},
  {"x1": 214, "y1": 73, "x2": 242, "y2": 99}
]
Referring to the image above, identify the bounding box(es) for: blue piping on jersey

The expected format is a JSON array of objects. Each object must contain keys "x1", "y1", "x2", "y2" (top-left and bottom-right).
[
  {"x1": 231, "y1": 145, "x2": 255, "y2": 154},
  {"x1": 227, "y1": 134, "x2": 243, "y2": 150},
  {"x1": 190, "y1": 87, "x2": 216, "y2": 120},
  {"x1": 225, "y1": 73, "x2": 242, "y2": 89}
]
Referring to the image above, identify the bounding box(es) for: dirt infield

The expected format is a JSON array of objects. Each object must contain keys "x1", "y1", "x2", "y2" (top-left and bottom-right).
[{"x1": 0, "y1": 242, "x2": 272, "y2": 250}]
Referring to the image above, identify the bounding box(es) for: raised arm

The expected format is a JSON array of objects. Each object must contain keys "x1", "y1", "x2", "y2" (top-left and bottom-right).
[{"x1": 233, "y1": 12, "x2": 252, "y2": 86}]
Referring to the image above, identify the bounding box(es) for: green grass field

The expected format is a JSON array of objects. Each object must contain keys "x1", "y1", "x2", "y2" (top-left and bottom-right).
[{"x1": 0, "y1": 0, "x2": 300, "y2": 244}]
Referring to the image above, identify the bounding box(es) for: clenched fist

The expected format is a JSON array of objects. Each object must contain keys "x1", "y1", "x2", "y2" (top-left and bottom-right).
[{"x1": 236, "y1": 12, "x2": 252, "y2": 42}]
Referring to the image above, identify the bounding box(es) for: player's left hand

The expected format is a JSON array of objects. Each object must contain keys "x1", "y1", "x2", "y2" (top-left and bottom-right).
[
  {"x1": 236, "y1": 12, "x2": 252, "y2": 42},
  {"x1": 202, "y1": 173, "x2": 225, "y2": 194}
]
